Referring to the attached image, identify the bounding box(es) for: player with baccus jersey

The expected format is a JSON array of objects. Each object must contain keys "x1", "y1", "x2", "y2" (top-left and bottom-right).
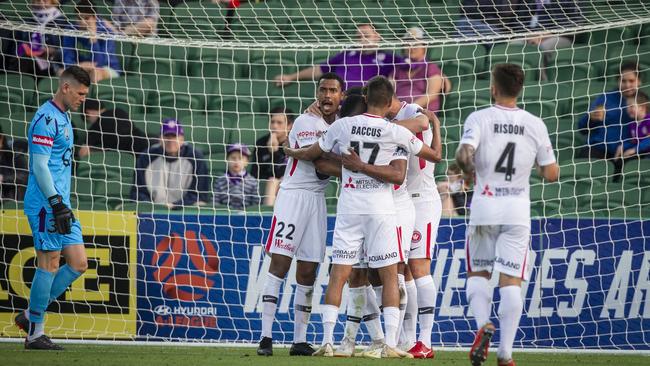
[
  {"x1": 333, "y1": 94, "x2": 442, "y2": 358},
  {"x1": 284, "y1": 76, "x2": 440, "y2": 358},
  {"x1": 14, "y1": 66, "x2": 91, "y2": 350},
  {"x1": 257, "y1": 72, "x2": 345, "y2": 357},
  {"x1": 456, "y1": 64, "x2": 559, "y2": 366}
]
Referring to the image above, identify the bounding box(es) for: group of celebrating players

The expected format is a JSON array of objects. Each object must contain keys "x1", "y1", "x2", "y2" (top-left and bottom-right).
[
  {"x1": 15, "y1": 61, "x2": 559, "y2": 366},
  {"x1": 257, "y1": 63, "x2": 559, "y2": 366}
]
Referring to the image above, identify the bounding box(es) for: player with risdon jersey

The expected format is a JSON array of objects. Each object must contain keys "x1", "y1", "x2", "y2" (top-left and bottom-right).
[
  {"x1": 15, "y1": 66, "x2": 91, "y2": 350},
  {"x1": 284, "y1": 76, "x2": 439, "y2": 358},
  {"x1": 456, "y1": 64, "x2": 559, "y2": 366},
  {"x1": 256, "y1": 72, "x2": 345, "y2": 357}
]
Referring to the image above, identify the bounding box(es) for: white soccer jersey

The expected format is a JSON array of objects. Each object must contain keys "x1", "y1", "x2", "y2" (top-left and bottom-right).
[
  {"x1": 319, "y1": 112, "x2": 424, "y2": 215},
  {"x1": 391, "y1": 102, "x2": 422, "y2": 204},
  {"x1": 459, "y1": 105, "x2": 556, "y2": 226},
  {"x1": 280, "y1": 113, "x2": 332, "y2": 193}
]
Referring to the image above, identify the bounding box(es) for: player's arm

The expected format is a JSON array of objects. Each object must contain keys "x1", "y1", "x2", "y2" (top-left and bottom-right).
[
  {"x1": 341, "y1": 148, "x2": 407, "y2": 185},
  {"x1": 314, "y1": 158, "x2": 342, "y2": 178},
  {"x1": 394, "y1": 114, "x2": 429, "y2": 134},
  {"x1": 455, "y1": 144, "x2": 476, "y2": 176},
  {"x1": 283, "y1": 141, "x2": 324, "y2": 161},
  {"x1": 537, "y1": 162, "x2": 559, "y2": 182},
  {"x1": 419, "y1": 109, "x2": 443, "y2": 162}
]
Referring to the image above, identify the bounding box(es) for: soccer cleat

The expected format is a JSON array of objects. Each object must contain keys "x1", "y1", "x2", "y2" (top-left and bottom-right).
[
  {"x1": 408, "y1": 341, "x2": 435, "y2": 359},
  {"x1": 357, "y1": 339, "x2": 385, "y2": 358},
  {"x1": 256, "y1": 336, "x2": 273, "y2": 356},
  {"x1": 397, "y1": 341, "x2": 413, "y2": 352},
  {"x1": 498, "y1": 358, "x2": 516, "y2": 366},
  {"x1": 469, "y1": 323, "x2": 495, "y2": 366},
  {"x1": 24, "y1": 335, "x2": 64, "y2": 350},
  {"x1": 333, "y1": 337, "x2": 355, "y2": 357},
  {"x1": 381, "y1": 344, "x2": 414, "y2": 358},
  {"x1": 312, "y1": 343, "x2": 334, "y2": 357},
  {"x1": 289, "y1": 342, "x2": 315, "y2": 356},
  {"x1": 15, "y1": 311, "x2": 29, "y2": 333}
]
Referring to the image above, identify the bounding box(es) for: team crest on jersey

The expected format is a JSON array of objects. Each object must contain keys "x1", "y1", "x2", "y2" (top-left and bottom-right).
[{"x1": 412, "y1": 230, "x2": 422, "y2": 243}]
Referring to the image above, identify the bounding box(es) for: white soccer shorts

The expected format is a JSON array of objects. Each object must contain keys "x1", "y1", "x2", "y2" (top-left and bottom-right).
[
  {"x1": 395, "y1": 199, "x2": 416, "y2": 263},
  {"x1": 409, "y1": 198, "x2": 442, "y2": 260},
  {"x1": 464, "y1": 224, "x2": 531, "y2": 281},
  {"x1": 265, "y1": 189, "x2": 327, "y2": 263},
  {"x1": 332, "y1": 213, "x2": 401, "y2": 269}
]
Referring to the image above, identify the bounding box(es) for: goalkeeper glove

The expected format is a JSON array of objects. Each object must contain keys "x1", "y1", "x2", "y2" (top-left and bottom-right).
[{"x1": 48, "y1": 195, "x2": 75, "y2": 235}]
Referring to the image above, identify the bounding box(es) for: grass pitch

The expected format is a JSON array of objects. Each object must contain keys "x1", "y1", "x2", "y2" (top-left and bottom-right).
[{"x1": 0, "y1": 343, "x2": 648, "y2": 366}]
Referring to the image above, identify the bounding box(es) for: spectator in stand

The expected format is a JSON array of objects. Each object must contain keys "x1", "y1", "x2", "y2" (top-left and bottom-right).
[
  {"x1": 3, "y1": 0, "x2": 70, "y2": 77},
  {"x1": 213, "y1": 144, "x2": 260, "y2": 210},
  {"x1": 456, "y1": 0, "x2": 526, "y2": 40},
  {"x1": 616, "y1": 91, "x2": 650, "y2": 159},
  {"x1": 0, "y1": 126, "x2": 28, "y2": 201},
  {"x1": 437, "y1": 163, "x2": 473, "y2": 217},
  {"x1": 391, "y1": 27, "x2": 451, "y2": 113},
  {"x1": 77, "y1": 99, "x2": 152, "y2": 158},
  {"x1": 63, "y1": 0, "x2": 122, "y2": 83},
  {"x1": 578, "y1": 61, "x2": 640, "y2": 163},
  {"x1": 131, "y1": 118, "x2": 210, "y2": 208},
  {"x1": 274, "y1": 23, "x2": 403, "y2": 89},
  {"x1": 250, "y1": 106, "x2": 294, "y2": 206},
  {"x1": 519, "y1": 0, "x2": 583, "y2": 80},
  {"x1": 112, "y1": 0, "x2": 160, "y2": 37}
]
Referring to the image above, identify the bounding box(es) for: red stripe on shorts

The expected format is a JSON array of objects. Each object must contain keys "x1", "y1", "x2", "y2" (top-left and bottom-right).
[
  {"x1": 397, "y1": 226, "x2": 404, "y2": 262},
  {"x1": 465, "y1": 234, "x2": 472, "y2": 272},
  {"x1": 426, "y1": 222, "x2": 432, "y2": 259},
  {"x1": 520, "y1": 245, "x2": 529, "y2": 279},
  {"x1": 265, "y1": 216, "x2": 278, "y2": 252}
]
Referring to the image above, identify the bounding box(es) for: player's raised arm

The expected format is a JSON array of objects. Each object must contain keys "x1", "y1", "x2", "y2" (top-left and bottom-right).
[
  {"x1": 341, "y1": 148, "x2": 407, "y2": 185},
  {"x1": 419, "y1": 109, "x2": 443, "y2": 162},
  {"x1": 455, "y1": 112, "x2": 481, "y2": 175},
  {"x1": 394, "y1": 114, "x2": 429, "y2": 134}
]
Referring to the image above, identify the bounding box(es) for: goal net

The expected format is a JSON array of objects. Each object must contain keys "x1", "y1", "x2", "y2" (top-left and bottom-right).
[{"x1": 1, "y1": 0, "x2": 649, "y2": 350}]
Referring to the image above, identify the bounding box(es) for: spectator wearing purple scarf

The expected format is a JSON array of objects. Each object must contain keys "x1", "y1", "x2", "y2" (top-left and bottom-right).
[
  {"x1": 274, "y1": 23, "x2": 403, "y2": 89},
  {"x1": 617, "y1": 91, "x2": 650, "y2": 158},
  {"x1": 391, "y1": 27, "x2": 451, "y2": 113}
]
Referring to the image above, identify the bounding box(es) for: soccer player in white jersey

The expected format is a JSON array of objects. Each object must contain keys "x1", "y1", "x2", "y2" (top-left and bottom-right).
[
  {"x1": 256, "y1": 72, "x2": 345, "y2": 357},
  {"x1": 335, "y1": 96, "x2": 442, "y2": 358},
  {"x1": 456, "y1": 64, "x2": 559, "y2": 366},
  {"x1": 284, "y1": 76, "x2": 440, "y2": 358}
]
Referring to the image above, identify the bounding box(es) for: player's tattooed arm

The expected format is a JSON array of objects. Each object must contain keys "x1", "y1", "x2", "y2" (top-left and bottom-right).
[
  {"x1": 342, "y1": 148, "x2": 407, "y2": 185},
  {"x1": 283, "y1": 142, "x2": 324, "y2": 161},
  {"x1": 394, "y1": 114, "x2": 429, "y2": 134},
  {"x1": 455, "y1": 143, "x2": 476, "y2": 176}
]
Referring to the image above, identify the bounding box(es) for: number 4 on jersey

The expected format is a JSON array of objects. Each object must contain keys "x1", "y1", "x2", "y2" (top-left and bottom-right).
[{"x1": 495, "y1": 142, "x2": 516, "y2": 181}]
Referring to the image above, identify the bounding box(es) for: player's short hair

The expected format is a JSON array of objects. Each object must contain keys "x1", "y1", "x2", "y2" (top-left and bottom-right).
[
  {"x1": 269, "y1": 106, "x2": 295, "y2": 124},
  {"x1": 60, "y1": 65, "x2": 91, "y2": 87},
  {"x1": 620, "y1": 61, "x2": 640, "y2": 79},
  {"x1": 492, "y1": 63, "x2": 524, "y2": 98},
  {"x1": 76, "y1": 0, "x2": 96, "y2": 18},
  {"x1": 318, "y1": 72, "x2": 345, "y2": 91},
  {"x1": 365, "y1": 75, "x2": 394, "y2": 107},
  {"x1": 345, "y1": 86, "x2": 364, "y2": 97},
  {"x1": 340, "y1": 94, "x2": 367, "y2": 117}
]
